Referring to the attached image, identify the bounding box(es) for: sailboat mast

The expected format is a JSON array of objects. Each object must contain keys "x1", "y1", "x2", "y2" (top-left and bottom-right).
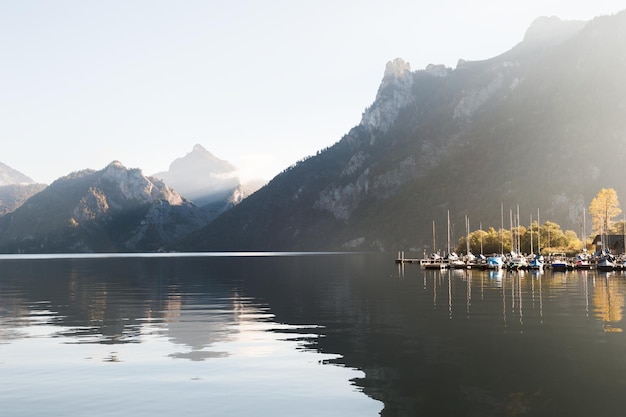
[
  {"x1": 530, "y1": 214, "x2": 533, "y2": 254},
  {"x1": 537, "y1": 208, "x2": 541, "y2": 255},
  {"x1": 432, "y1": 220, "x2": 436, "y2": 255},
  {"x1": 466, "y1": 215, "x2": 470, "y2": 255},
  {"x1": 500, "y1": 202, "x2": 504, "y2": 254},
  {"x1": 510, "y1": 208, "x2": 514, "y2": 252},
  {"x1": 447, "y1": 210, "x2": 451, "y2": 256},
  {"x1": 517, "y1": 205, "x2": 521, "y2": 254},
  {"x1": 582, "y1": 208, "x2": 586, "y2": 251},
  {"x1": 480, "y1": 222, "x2": 483, "y2": 255}
]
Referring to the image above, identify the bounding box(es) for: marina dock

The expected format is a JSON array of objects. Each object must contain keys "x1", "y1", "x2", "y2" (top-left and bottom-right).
[{"x1": 395, "y1": 251, "x2": 622, "y2": 271}]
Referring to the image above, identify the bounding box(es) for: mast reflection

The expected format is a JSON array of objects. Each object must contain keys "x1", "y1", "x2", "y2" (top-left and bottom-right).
[{"x1": 410, "y1": 268, "x2": 626, "y2": 334}]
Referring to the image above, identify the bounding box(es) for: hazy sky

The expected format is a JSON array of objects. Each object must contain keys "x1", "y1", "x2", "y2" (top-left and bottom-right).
[{"x1": 1, "y1": 1, "x2": 624, "y2": 184}]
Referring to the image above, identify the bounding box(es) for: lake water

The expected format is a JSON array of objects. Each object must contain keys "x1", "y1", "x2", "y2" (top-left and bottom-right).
[{"x1": 2, "y1": 253, "x2": 626, "y2": 416}]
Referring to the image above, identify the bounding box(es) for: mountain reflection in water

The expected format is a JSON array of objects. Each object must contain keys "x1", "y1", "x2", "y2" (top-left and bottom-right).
[{"x1": 2, "y1": 254, "x2": 626, "y2": 416}]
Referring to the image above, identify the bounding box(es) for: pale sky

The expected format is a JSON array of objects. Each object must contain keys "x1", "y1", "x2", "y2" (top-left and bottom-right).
[{"x1": 1, "y1": 1, "x2": 624, "y2": 184}]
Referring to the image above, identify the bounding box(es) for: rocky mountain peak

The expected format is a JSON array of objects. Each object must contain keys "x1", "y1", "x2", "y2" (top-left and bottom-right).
[
  {"x1": 382, "y1": 58, "x2": 412, "y2": 84},
  {"x1": 182, "y1": 9, "x2": 626, "y2": 253},
  {"x1": 0, "y1": 161, "x2": 208, "y2": 253},
  {"x1": 100, "y1": 160, "x2": 183, "y2": 206},
  {"x1": 152, "y1": 145, "x2": 240, "y2": 206},
  {"x1": 170, "y1": 144, "x2": 235, "y2": 174},
  {"x1": 192, "y1": 143, "x2": 210, "y2": 154},
  {"x1": 0, "y1": 161, "x2": 34, "y2": 186},
  {"x1": 106, "y1": 160, "x2": 126, "y2": 170},
  {"x1": 360, "y1": 58, "x2": 415, "y2": 133},
  {"x1": 522, "y1": 16, "x2": 586, "y2": 47}
]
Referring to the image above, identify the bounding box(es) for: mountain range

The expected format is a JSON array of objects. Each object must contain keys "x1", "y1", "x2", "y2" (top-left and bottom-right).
[
  {"x1": 1, "y1": 10, "x2": 625, "y2": 254},
  {"x1": 0, "y1": 161, "x2": 212, "y2": 252},
  {"x1": 0, "y1": 145, "x2": 265, "y2": 252},
  {"x1": 180, "y1": 10, "x2": 626, "y2": 252}
]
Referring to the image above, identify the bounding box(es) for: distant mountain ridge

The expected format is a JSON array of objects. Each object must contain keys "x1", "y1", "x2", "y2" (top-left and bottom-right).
[
  {"x1": 1, "y1": 11, "x2": 624, "y2": 254},
  {"x1": 152, "y1": 144, "x2": 263, "y2": 219},
  {"x1": 153, "y1": 144, "x2": 238, "y2": 204},
  {"x1": 0, "y1": 161, "x2": 47, "y2": 217},
  {"x1": 0, "y1": 161, "x2": 34, "y2": 186},
  {"x1": 0, "y1": 161, "x2": 211, "y2": 252},
  {"x1": 180, "y1": 10, "x2": 626, "y2": 252},
  {"x1": 0, "y1": 144, "x2": 264, "y2": 253}
]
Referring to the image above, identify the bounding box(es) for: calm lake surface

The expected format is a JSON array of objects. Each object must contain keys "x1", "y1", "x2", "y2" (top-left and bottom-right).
[{"x1": 2, "y1": 253, "x2": 626, "y2": 416}]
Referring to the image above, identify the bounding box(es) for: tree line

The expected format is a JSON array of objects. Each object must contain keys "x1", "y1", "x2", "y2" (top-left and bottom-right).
[{"x1": 455, "y1": 188, "x2": 622, "y2": 256}]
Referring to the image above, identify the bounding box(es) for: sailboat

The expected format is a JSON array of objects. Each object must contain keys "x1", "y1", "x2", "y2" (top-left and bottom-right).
[
  {"x1": 445, "y1": 211, "x2": 466, "y2": 269},
  {"x1": 487, "y1": 204, "x2": 505, "y2": 270},
  {"x1": 506, "y1": 206, "x2": 528, "y2": 270},
  {"x1": 597, "y1": 249, "x2": 616, "y2": 271},
  {"x1": 596, "y1": 223, "x2": 615, "y2": 271},
  {"x1": 574, "y1": 251, "x2": 591, "y2": 270},
  {"x1": 550, "y1": 252, "x2": 569, "y2": 271},
  {"x1": 528, "y1": 212, "x2": 544, "y2": 270},
  {"x1": 574, "y1": 208, "x2": 591, "y2": 270},
  {"x1": 529, "y1": 254, "x2": 544, "y2": 270},
  {"x1": 486, "y1": 255, "x2": 504, "y2": 270},
  {"x1": 422, "y1": 220, "x2": 446, "y2": 269}
]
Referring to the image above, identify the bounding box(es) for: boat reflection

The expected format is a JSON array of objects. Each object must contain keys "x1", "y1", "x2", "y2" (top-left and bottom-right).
[{"x1": 408, "y1": 268, "x2": 625, "y2": 332}]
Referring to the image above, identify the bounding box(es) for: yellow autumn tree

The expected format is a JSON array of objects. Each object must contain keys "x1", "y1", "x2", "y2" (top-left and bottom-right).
[{"x1": 589, "y1": 188, "x2": 622, "y2": 236}]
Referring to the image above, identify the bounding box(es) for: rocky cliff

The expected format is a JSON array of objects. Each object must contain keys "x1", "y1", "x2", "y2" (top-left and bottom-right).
[
  {"x1": 0, "y1": 161, "x2": 210, "y2": 253},
  {"x1": 180, "y1": 11, "x2": 626, "y2": 252}
]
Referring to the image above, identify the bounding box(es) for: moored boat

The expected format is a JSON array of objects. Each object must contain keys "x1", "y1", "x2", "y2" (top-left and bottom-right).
[
  {"x1": 596, "y1": 250, "x2": 616, "y2": 272},
  {"x1": 550, "y1": 253, "x2": 569, "y2": 271},
  {"x1": 573, "y1": 251, "x2": 592, "y2": 270},
  {"x1": 528, "y1": 253, "x2": 544, "y2": 270},
  {"x1": 421, "y1": 253, "x2": 446, "y2": 269},
  {"x1": 507, "y1": 251, "x2": 528, "y2": 270},
  {"x1": 486, "y1": 254, "x2": 504, "y2": 270},
  {"x1": 446, "y1": 252, "x2": 466, "y2": 269}
]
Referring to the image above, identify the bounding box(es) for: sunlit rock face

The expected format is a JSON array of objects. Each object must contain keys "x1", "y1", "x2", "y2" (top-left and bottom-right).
[
  {"x1": 0, "y1": 161, "x2": 210, "y2": 253},
  {"x1": 72, "y1": 161, "x2": 185, "y2": 223},
  {"x1": 184, "y1": 11, "x2": 626, "y2": 253},
  {"x1": 360, "y1": 58, "x2": 414, "y2": 133},
  {"x1": 103, "y1": 161, "x2": 183, "y2": 206}
]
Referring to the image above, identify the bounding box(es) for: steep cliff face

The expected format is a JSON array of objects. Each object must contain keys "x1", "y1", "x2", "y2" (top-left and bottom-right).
[
  {"x1": 360, "y1": 58, "x2": 415, "y2": 133},
  {"x1": 305, "y1": 12, "x2": 624, "y2": 243},
  {"x1": 0, "y1": 161, "x2": 210, "y2": 253},
  {"x1": 181, "y1": 11, "x2": 626, "y2": 252}
]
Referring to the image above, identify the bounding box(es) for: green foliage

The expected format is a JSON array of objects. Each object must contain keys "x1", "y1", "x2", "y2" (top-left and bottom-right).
[{"x1": 457, "y1": 221, "x2": 582, "y2": 256}]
